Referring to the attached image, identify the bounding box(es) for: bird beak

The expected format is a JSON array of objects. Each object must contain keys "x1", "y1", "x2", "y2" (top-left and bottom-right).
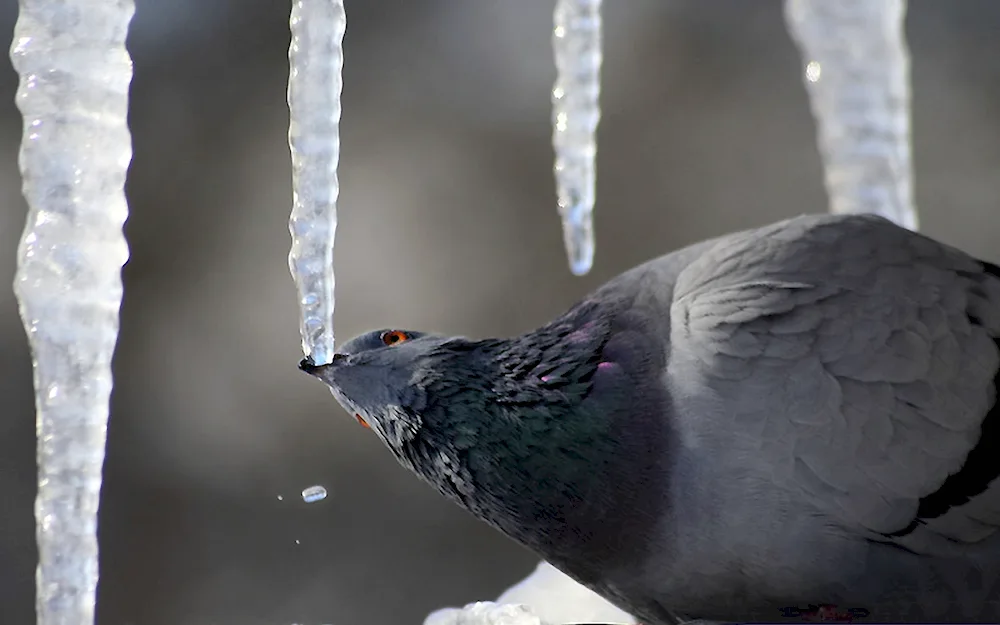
[
  {"x1": 298, "y1": 352, "x2": 348, "y2": 376},
  {"x1": 298, "y1": 358, "x2": 320, "y2": 374}
]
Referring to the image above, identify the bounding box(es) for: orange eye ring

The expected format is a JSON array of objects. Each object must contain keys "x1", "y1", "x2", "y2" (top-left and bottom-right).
[{"x1": 380, "y1": 330, "x2": 409, "y2": 346}]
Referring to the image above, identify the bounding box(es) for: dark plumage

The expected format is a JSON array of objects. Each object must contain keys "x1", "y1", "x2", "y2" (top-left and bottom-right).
[{"x1": 301, "y1": 214, "x2": 1000, "y2": 623}]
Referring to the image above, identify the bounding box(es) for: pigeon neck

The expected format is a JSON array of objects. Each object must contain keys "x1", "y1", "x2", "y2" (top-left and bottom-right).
[
  {"x1": 468, "y1": 390, "x2": 672, "y2": 582},
  {"x1": 424, "y1": 331, "x2": 672, "y2": 578}
]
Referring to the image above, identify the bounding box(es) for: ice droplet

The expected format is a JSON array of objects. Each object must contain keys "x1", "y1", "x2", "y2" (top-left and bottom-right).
[
  {"x1": 302, "y1": 485, "x2": 328, "y2": 503},
  {"x1": 805, "y1": 60, "x2": 821, "y2": 82}
]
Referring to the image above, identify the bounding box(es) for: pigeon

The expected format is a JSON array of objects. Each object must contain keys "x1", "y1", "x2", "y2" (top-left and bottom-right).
[{"x1": 300, "y1": 213, "x2": 1000, "y2": 623}]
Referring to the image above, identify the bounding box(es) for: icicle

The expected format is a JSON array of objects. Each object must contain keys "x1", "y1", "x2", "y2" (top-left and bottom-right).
[
  {"x1": 288, "y1": 0, "x2": 346, "y2": 365},
  {"x1": 9, "y1": 1, "x2": 135, "y2": 624},
  {"x1": 784, "y1": 0, "x2": 917, "y2": 230},
  {"x1": 551, "y1": 0, "x2": 603, "y2": 276}
]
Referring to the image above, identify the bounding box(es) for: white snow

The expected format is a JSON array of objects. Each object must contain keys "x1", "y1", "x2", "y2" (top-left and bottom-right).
[
  {"x1": 426, "y1": 602, "x2": 546, "y2": 625},
  {"x1": 424, "y1": 561, "x2": 635, "y2": 625}
]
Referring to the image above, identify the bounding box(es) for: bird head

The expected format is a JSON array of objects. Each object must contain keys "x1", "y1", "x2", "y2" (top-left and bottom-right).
[
  {"x1": 298, "y1": 303, "x2": 619, "y2": 480},
  {"x1": 299, "y1": 307, "x2": 617, "y2": 454},
  {"x1": 298, "y1": 303, "x2": 671, "y2": 565},
  {"x1": 298, "y1": 329, "x2": 458, "y2": 454}
]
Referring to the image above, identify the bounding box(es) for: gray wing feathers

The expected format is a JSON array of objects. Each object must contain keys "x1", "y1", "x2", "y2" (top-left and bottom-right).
[{"x1": 668, "y1": 213, "x2": 1000, "y2": 551}]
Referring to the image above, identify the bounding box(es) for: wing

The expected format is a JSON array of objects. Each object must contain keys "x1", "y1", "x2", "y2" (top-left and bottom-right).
[{"x1": 667, "y1": 213, "x2": 1000, "y2": 554}]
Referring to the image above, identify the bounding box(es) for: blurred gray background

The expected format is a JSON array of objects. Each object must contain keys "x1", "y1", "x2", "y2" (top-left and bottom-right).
[{"x1": 1, "y1": 1, "x2": 999, "y2": 624}]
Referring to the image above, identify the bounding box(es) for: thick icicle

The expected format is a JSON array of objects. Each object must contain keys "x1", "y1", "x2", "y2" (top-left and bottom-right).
[
  {"x1": 551, "y1": 0, "x2": 603, "y2": 276},
  {"x1": 784, "y1": 0, "x2": 917, "y2": 230},
  {"x1": 288, "y1": 0, "x2": 346, "y2": 365},
  {"x1": 9, "y1": 1, "x2": 135, "y2": 624}
]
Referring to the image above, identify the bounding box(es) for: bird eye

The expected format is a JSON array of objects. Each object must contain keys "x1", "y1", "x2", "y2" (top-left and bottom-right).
[{"x1": 380, "y1": 330, "x2": 409, "y2": 346}]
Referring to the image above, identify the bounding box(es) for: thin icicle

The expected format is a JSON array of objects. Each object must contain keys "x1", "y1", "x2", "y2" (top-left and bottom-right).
[
  {"x1": 552, "y1": 0, "x2": 603, "y2": 276},
  {"x1": 9, "y1": 1, "x2": 135, "y2": 624},
  {"x1": 784, "y1": 0, "x2": 917, "y2": 230},
  {"x1": 288, "y1": 0, "x2": 346, "y2": 365}
]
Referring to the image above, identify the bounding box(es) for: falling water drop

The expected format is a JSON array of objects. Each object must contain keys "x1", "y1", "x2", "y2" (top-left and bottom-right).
[{"x1": 302, "y1": 485, "x2": 328, "y2": 503}]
